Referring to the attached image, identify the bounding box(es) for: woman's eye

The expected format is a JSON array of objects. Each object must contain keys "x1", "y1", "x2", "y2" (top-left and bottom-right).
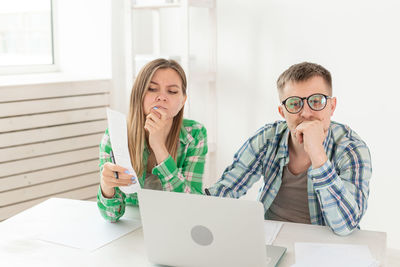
[
  {"x1": 169, "y1": 91, "x2": 178, "y2": 94},
  {"x1": 148, "y1": 88, "x2": 157, "y2": 91}
]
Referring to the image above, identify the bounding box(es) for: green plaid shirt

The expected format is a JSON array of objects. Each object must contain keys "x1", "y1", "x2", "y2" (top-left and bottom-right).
[{"x1": 97, "y1": 119, "x2": 208, "y2": 222}]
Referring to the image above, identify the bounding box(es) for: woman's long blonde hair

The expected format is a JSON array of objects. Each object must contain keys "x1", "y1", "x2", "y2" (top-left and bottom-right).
[{"x1": 127, "y1": 58, "x2": 187, "y2": 177}]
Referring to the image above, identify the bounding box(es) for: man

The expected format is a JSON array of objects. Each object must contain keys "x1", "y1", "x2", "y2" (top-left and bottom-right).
[{"x1": 208, "y1": 62, "x2": 372, "y2": 236}]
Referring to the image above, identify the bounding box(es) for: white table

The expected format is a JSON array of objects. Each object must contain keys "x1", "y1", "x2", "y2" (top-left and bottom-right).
[{"x1": 0, "y1": 198, "x2": 388, "y2": 267}]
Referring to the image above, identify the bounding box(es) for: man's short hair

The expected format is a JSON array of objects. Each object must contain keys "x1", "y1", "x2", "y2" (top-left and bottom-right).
[{"x1": 277, "y1": 62, "x2": 332, "y2": 95}]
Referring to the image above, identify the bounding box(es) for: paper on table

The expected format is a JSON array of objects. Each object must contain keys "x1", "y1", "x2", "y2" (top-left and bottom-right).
[
  {"x1": 37, "y1": 198, "x2": 142, "y2": 251},
  {"x1": 106, "y1": 108, "x2": 141, "y2": 194},
  {"x1": 292, "y1": 242, "x2": 379, "y2": 267},
  {"x1": 264, "y1": 220, "x2": 283, "y2": 245}
]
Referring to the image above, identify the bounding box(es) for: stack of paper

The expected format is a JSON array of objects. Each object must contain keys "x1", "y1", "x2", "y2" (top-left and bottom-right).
[
  {"x1": 0, "y1": 198, "x2": 142, "y2": 251},
  {"x1": 264, "y1": 220, "x2": 283, "y2": 245},
  {"x1": 292, "y1": 242, "x2": 379, "y2": 267},
  {"x1": 38, "y1": 198, "x2": 142, "y2": 250}
]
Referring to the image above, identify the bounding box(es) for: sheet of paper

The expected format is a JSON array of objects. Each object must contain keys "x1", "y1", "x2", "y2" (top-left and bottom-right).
[
  {"x1": 292, "y1": 242, "x2": 379, "y2": 267},
  {"x1": 264, "y1": 220, "x2": 283, "y2": 245},
  {"x1": 106, "y1": 108, "x2": 140, "y2": 194},
  {"x1": 36, "y1": 198, "x2": 142, "y2": 251}
]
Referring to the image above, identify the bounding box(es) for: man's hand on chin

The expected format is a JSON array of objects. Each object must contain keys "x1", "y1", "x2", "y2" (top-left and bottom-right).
[{"x1": 293, "y1": 120, "x2": 328, "y2": 169}]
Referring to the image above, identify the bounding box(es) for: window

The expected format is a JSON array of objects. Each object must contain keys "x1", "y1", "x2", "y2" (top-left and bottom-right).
[{"x1": 0, "y1": 0, "x2": 56, "y2": 74}]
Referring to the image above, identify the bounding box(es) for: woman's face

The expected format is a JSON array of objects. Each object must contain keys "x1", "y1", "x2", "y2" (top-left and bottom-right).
[{"x1": 143, "y1": 68, "x2": 186, "y2": 119}]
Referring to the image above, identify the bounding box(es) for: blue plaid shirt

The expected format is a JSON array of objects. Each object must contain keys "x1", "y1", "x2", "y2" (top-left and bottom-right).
[{"x1": 208, "y1": 121, "x2": 372, "y2": 236}]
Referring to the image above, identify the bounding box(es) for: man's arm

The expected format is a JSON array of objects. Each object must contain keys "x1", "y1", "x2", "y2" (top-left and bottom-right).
[
  {"x1": 208, "y1": 128, "x2": 267, "y2": 198},
  {"x1": 309, "y1": 143, "x2": 372, "y2": 235},
  {"x1": 297, "y1": 121, "x2": 372, "y2": 235}
]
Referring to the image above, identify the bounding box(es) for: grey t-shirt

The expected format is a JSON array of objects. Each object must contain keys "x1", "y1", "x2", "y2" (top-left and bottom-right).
[
  {"x1": 143, "y1": 172, "x2": 163, "y2": 191},
  {"x1": 266, "y1": 166, "x2": 311, "y2": 224}
]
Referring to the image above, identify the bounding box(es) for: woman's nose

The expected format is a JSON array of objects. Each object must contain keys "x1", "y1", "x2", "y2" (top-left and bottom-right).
[{"x1": 156, "y1": 92, "x2": 167, "y2": 101}]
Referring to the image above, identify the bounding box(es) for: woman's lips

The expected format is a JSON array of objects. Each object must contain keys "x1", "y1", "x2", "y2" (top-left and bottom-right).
[{"x1": 153, "y1": 106, "x2": 167, "y2": 110}]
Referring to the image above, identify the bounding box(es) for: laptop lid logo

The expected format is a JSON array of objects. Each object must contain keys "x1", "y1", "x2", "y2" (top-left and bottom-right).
[{"x1": 191, "y1": 225, "x2": 213, "y2": 246}]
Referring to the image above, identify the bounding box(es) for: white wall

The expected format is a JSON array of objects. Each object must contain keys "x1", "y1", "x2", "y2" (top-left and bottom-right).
[
  {"x1": 52, "y1": 0, "x2": 399, "y2": 250},
  {"x1": 216, "y1": 0, "x2": 400, "y2": 249},
  {"x1": 56, "y1": 0, "x2": 111, "y2": 79}
]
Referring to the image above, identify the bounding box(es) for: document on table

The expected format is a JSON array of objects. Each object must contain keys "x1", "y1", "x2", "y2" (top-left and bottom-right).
[
  {"x1": 106, "y1": 108, "x2": 140, "y2": 194},
  {"x1": 292, "y1": 242, "x2": 379, "y2": 267},
  {"x1": 264, "y1": 220, "x2": 283, "y2": 245},
  {"x1": 36, "y1": 198, "x2": 142, "y2": 251}
]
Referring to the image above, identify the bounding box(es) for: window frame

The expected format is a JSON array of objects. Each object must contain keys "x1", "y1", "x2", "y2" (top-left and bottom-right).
[{"x1": 0, "y1": 0, "x2": 59, "y2": 75}]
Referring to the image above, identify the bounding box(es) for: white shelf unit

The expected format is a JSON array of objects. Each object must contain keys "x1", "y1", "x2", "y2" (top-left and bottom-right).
[{"x1": 130, "y1": 0, "x2": 217, "y2": 185}]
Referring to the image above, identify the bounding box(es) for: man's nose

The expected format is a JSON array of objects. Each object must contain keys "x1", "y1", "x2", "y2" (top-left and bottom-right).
[{"x1": 299, "y1": 99, "x2": 313, "y2": 118}]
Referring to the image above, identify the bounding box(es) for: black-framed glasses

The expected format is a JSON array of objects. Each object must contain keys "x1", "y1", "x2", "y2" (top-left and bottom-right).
[{"x1": 281, "y1": 93, "x2": 331, "y2": 114}]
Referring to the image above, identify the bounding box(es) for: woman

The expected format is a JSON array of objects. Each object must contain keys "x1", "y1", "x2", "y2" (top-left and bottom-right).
[{"x1": 97, "y1": 59, "x2": 208, "y2": 222}]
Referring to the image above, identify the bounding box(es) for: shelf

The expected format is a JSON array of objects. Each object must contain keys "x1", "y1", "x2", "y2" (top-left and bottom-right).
[
  {"x1": 190, "y1": 72, "x2": 216, "y2": 83},
  {"x1": 132, "y1": 3, "x2": 180, "y2": 10},
  {"x1": 188, "y1": 0, "x2": 214, "y2": 8},
  {"x1": 132, "y1": 0, "x2": 214, "y2": 10},
  {"x1": 130, "y1": 0, "x2": 217, "y2": 183},
  {"x1": 133, "y1": 55, "x2": 215, "y2": 83},
  {"x1": 134, "y1": 54, "x2": 182, "y2": 75}
]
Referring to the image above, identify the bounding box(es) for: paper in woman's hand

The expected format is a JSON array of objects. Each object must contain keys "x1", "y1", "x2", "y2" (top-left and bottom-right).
[{"x1": 106, "y1": 108, "x2": 141, "y2": 194}]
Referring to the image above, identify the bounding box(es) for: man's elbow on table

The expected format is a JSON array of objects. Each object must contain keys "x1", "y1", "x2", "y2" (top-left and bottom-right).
[{"x1": 330, "y1": 222, "x2": 359, "y2": 236}]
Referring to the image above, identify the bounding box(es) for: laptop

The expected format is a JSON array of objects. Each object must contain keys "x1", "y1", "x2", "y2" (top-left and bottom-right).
[{"x1": 138, "y1": 189, "x2": 286, "y2": 267}]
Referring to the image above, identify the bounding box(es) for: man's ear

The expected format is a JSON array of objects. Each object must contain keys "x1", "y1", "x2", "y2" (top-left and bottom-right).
[
  {"x1": 278, "y1": 105, "x2": 285, "y2": 119},
  {"x1": 329, "y1": 97, "x2": 337, "y2": 116}
]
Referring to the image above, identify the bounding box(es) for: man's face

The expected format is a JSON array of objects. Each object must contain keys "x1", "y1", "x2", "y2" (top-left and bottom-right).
[{"x1": 278, "y1": 76, "x2": 337, "y2": 135}]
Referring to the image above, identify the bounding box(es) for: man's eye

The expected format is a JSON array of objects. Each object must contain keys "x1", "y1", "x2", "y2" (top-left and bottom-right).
[{"x1": 290, "y1": 102, "x2": 300, "y2": 107}]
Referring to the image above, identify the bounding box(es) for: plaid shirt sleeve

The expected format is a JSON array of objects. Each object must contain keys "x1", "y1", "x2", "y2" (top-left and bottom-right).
[
  {"x1": 97, "y1": 122, "x2": 207, "y2": 221},
  {"x1": 207, "y1": 128, "x2": 266, "y2": 198},
  {"x1": 152, "y1": 124, "x2": 208, "y2": 194},
  {"x1": 96, "y1": 129, "x2": 128, "y2": 222},
  {"x1": 309, "y1": 142, "x2": 372, "y2": 236}
]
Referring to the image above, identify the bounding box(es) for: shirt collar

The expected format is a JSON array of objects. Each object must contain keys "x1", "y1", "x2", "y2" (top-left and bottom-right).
[
  {"x1": 179, "y1": 123, "x2": 194, "y2": 145},
  {"x1": 277, "y1": 124, "x2": 290, "y2": 160}
]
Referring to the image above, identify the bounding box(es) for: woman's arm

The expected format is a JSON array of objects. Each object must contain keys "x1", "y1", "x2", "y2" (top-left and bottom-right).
[
  {"x1": 152, "y1": 123, "x2": 208, "y2": 194},
  {"x1": 97, "y1": 129, "x2": 129, "y2": 222}
]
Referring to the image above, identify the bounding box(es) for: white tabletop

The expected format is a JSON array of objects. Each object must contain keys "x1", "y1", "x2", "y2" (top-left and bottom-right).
[{"x1": 0, "y1": 199, "x2": 388, "y2": 267}]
